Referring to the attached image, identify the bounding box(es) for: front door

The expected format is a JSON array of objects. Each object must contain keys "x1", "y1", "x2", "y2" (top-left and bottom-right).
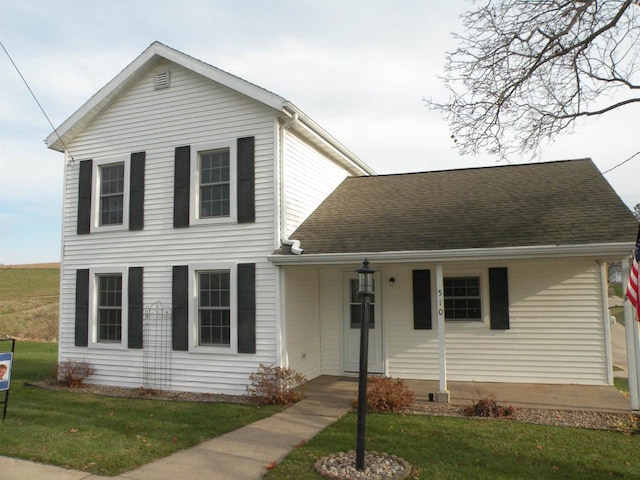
[{"x1": 343, "y1": 273, "x2": 384, "y2": 374}]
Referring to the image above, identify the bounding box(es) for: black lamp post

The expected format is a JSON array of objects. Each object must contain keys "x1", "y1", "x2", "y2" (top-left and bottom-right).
[{"x1": 355, "y1": 258, "x2": 375, "y2": 471}]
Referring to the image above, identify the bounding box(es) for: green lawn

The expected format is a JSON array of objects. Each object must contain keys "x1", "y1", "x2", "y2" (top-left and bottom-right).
[
  {"x1": 0, "y1": 341, "x2": 282, "y2": 476},
  {"x1": 265, "y1": 413, "x2": 640, "y2": 480}
]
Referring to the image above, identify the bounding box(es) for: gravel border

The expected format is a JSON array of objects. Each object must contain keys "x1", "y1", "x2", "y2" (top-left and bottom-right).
[
  {"x1": 316, "y1": 451, "x2": 412, "y2": 480},
  {"x1": 408, "y1": 401, "x2": 640, "y2": 433}
]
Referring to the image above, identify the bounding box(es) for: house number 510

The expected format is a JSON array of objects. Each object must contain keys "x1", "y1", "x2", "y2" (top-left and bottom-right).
[{"x1": 438, "y1": 288, "x2": 444, "y2": 316}]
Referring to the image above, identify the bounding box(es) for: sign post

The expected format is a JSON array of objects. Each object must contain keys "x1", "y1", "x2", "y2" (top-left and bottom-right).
[{"x1": 1, "y1": 338, "x2": 15, "y2": 421}]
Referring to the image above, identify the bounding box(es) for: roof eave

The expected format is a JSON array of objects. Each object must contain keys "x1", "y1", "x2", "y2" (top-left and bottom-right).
[
  {"x1": 268, "y1": 242, "x2": 636, "y2": 266},
  {"x1": 283, "y1": 103, "x2": 375, "y2": 176}
]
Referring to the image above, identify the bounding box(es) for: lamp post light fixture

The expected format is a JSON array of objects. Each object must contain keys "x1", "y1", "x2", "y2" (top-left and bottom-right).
[{"x1": 355, "y1": 258, "x2": 376, "y2": 471}]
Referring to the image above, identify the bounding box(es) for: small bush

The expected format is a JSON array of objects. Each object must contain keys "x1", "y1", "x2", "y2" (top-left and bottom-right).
[
  {"x1": 353, "y1": 376, "x2": 416, "y2": 412},
  {"x1": 246, "y1": 364, "x2": 306, "y2": 406},
  {"x1": 57, "y1": 359, "x2": 95, "y2": 388},
  {"x1": 464, "y1": 397, "x2": 517, "y2": 418}
]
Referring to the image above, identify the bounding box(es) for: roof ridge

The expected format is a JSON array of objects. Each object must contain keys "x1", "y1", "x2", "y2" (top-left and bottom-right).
[{"x1": 355, "y1": 158, "x2": 594, "y2": 179}]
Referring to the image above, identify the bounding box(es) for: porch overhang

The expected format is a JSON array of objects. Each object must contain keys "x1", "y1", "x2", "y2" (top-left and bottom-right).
[{"x1": 268, "y1": 242, "x2": 635, "y2": 266}]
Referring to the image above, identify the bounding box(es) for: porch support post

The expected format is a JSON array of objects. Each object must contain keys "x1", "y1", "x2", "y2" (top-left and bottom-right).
[
  {"x1": 435, "y1": 264, "x2": 449, "y2": 402},
  {"x1": 275, "y1": 267, "x2": 288, "y2": 368},
  {"x1": 599, "y1": 261, "x2": 613, "y2": 385},
  {"x1": 622, "y1": 257, "x2": 640, "y2": 411}
]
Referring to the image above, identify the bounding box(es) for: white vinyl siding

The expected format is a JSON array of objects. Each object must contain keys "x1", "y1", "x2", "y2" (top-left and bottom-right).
[
  {"x1": 59, "y1": 61, "x2": 279, "y2": 395},
  {"x1": 282, "y1": 131, "x2": 348, "y2": 237},
  {"x1": 283, "y1": 267, "x2": 322, "y2": 380},
  {"x1": 282, "y1": 258, "x2": 609, "y2": 386},
  {"x1": 387, "y1": 259, "x2": 608, "y2": 385}
]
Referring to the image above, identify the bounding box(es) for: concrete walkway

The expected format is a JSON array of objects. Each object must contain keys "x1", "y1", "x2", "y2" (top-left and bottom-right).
[
  {"x1": 0, "y1": 375, "x2": 634, "y2": 479},
  {"x1": 0, "y1": 376, "x2": 354, "y2": 480}
]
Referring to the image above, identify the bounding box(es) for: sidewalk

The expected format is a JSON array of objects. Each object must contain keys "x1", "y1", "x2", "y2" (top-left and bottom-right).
[{"x1": 0, "y1": 376, "x2": 355, "y2": 480}]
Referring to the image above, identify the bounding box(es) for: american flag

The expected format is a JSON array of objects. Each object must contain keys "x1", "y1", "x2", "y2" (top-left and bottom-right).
[{"x1": 627, "y1": 224, "x2": 640, "y2": 321}]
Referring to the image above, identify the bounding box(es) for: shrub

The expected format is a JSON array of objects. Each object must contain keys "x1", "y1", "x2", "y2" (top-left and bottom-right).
[
  {"x1": 57, "y1": 358, "x2": 95, "y2": 388},
  {"x1": 464, "y1": 397, "x2": 517, "y2": 418},
  {"x1": 353, "y1": 376, "x2": 416, "y2": 412},
  {"x1": 246, "y1": 364, "x2": 306, "y2": 406}
]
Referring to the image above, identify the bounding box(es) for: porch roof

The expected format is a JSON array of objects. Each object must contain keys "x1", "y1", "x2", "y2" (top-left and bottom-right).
[{"x1": 277, "y1": 158, "x2": 638, "y2": 257}]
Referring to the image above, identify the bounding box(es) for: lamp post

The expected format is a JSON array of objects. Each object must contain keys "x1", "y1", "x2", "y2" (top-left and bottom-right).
[{"x1": 355, "y1": 258, "x2": 375, "y2": 471}]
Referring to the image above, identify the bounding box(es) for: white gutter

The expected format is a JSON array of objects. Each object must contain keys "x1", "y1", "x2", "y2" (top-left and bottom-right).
[
  {"x1": 279, "y1": 112, "x2": 303, "y2": 255},
  {"x1": 282, "y1": 104, "x2": 375, "y2": 176},
  {"x1": 268, "y1": 242, "x2": 636, "y2": 266}
]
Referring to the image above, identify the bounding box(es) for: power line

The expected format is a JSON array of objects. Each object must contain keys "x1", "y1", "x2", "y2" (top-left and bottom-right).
[
  {"x1": 600, "y1": 150, "x2": 640, "y2": 176},
  {"x1": 0, "y1": 40, "x2": 73, "y2": 160}
]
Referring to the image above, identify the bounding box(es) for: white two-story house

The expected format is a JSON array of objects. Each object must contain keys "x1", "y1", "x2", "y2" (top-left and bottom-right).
[{"x1": 48, "y1": 42, "x2": 639, "y2": 397}]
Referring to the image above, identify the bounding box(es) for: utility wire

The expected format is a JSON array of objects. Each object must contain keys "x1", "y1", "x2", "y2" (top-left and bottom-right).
[{"x1": 0, "y1": 40, "x2": 73, "y2": 159}]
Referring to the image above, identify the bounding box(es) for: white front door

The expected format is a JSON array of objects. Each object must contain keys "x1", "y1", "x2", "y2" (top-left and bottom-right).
[{"x1": 343, "y1": 273, "x2": 384, "y2": 374}]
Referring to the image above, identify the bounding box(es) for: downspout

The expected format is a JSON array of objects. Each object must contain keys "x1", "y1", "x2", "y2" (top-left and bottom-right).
[
  {"x1": 279, "y1": 111, "x2": 303, "y2": 255},
  {"x1": 274, "y1": 110, "x2": 299, "y2": 370}
]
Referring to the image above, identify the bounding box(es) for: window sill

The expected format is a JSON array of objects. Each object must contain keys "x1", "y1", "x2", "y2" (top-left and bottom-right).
[
  {"x1": 189, "y1": 345, "x2": 237, "y2": 355},
  {"x1": 89, "y1": 342, "x2": 128, "y2": 350}
]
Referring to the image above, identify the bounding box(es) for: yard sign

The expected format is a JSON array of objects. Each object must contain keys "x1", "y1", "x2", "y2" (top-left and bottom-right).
[
  {"x1": 0, "y1": 351, "x2": 13, "y2": 391},
  {"x1": 1, "y1": 338, "x2": 15, "y2": 421}
]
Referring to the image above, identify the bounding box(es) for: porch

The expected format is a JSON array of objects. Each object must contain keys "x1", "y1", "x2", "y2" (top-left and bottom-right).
[{"x1": 299, "y1": 376, "x2": 632, "y2": 413}]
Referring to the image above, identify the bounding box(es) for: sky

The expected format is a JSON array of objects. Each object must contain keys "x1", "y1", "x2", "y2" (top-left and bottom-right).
[{"x1": 1, "y1": 0, "x2": 638, "y2": 265}]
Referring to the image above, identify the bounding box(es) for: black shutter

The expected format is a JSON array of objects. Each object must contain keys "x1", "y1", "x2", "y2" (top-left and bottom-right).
[
  {"x1": 77, "y1": 160, "x2": 92, "y2": 235},
  {"x1": 237, "y1": 136, "x2": 255, "y2": 224},
  {"x1": 172, "y1": 265, "x2": 189, "y2": 350},
  {"x1": 489, "y1": 267, "x2": 510, "y2": 330},
  {"x1": 128, "y1": 267, "x2": 144, "y2": 349},
  {"x1": 75, "y1": 269, "x2": 90, "y2": 346},
  {"x1": 413, "y1": 270, "x2": 432, "y2": 329},
  {"x1": 174, "y1": 146, "x2": 191, "y2": 228},
  {"x1": 237, "y1": 263, "x2": 256, "y2": 353},
  {"x1": 129, "y1": 152, "x2": 145, "y2": 231}
]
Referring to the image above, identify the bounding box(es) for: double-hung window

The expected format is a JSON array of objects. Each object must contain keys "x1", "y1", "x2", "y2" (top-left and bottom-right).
[
  {"x1": 97, "y1": 274, "x2": 123, "y2": 342},
  {"x1": 99, "y1": 163, "x2": 125, "y2": 225},
  {"x1": 198, "y1": 271, "x2": 231, "y2": 346},
  {"x1": 188, "y1": 140, "x2": 237, "y2": 225},
  {"x1": 200, "y1": 149, "x2": 230, "y2": 218},
  {"x1": 444, "y1": 276, "x2": 482, "y2": 320},
  {"x1": 90, "y1": 154, "x2": 131, "y2": 232}
]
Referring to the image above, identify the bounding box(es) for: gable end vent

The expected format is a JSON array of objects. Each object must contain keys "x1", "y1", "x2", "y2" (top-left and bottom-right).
[{"x1": 154, "y1": 69, "x2": 171, "y2": 90}]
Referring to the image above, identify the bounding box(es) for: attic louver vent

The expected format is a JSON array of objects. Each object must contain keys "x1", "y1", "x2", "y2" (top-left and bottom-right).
[{"x1": 154, "y1": 69, "x2": 171, "y2": 90}]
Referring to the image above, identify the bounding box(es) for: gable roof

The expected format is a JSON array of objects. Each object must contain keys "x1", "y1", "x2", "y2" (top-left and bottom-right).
[
  {"x1": 46, "y1": 42, "x2": 374, "y2": 176},
  {"x1": 278, "y1": 158, "x2": 638, "y2": 258}
]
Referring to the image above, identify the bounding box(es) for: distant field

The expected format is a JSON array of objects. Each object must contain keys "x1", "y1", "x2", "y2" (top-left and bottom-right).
[{"x1": 0, "y1": 264, "x2": 60, "y2": 341}]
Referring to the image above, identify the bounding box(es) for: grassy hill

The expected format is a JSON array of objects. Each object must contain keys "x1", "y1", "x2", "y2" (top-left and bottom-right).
[{"x1": 0, "y1": 264, "x2": 60, "y2": 341}]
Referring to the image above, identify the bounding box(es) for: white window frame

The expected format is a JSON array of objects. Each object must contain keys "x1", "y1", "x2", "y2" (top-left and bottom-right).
[
  {"x1": 91, "y1": 154, "x2": 130, "y2": 232},
  {"x1": 88, "y1": 266, "x2": 128, "y2": 349},
  {"x1": 190, "y1": 140, "x2": 237, "y2": 226},
  {"x1": 441, "y1": 268, "x2": 490, "y2": 327},
  {"x1": 188, "y1": 263, "x2": 238, "y2": 353}
]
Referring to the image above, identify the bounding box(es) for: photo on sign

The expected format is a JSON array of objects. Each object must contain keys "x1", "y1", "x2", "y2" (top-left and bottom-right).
[{"x1": 0, "y1": 352, "x2": 13, "y2": 391}]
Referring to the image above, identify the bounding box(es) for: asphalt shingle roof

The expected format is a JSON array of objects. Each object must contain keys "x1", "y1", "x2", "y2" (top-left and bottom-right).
[{"x1": 284, "y1": 159, "x2": 638, "y2": 255}]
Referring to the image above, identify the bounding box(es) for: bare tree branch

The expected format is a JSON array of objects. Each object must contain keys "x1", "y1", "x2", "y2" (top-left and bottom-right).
[{"x1": 427, "y1": 0, "x2": 640, "y2": 160}]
